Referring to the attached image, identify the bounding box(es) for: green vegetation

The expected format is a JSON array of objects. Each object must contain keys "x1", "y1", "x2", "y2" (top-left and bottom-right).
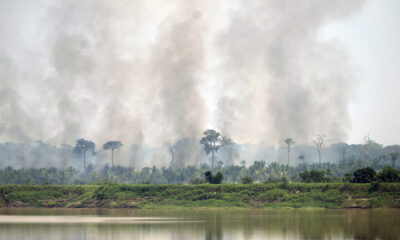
[
  {"x1": 241, "y1": 176, "x2": 254, "y2": 184},
  {"x1": 351, "y1": 167, "x2": 376, "y2": 183},
  {"x1": 205, "y1": 171, "x2": 224, "y2": 184},
  {"x1": 377, "y1": 166, "x2": 399, "y2": 182},
  {"x1": 1, "y1": 183, "x2": 399, "y2": 209},
  {"x1": 299, "y1": 170, "x2": 326, "y2": 183}
]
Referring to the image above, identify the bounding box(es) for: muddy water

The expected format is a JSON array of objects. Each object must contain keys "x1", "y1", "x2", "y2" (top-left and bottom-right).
[{"x1": 0, "y1": 208, "x2": 399, "y2": 239}]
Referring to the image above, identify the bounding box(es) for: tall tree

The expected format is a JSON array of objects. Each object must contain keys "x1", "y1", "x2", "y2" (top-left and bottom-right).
[
  {"x1": 103, "y1": 141, "x2": 123, "y2": 168},
  {"x1": 169, "y1": 146, "x2": 175, "y2": 168},
  {"x1": 74, "y1": 138, "x2": 95, "y2": 173},
  {"x1": 333, "y1": 142, "x2": 348, "y2": 162},
  {"x1": 363, "y1": 134, "x2": 371, "y2": 166},
  {"x1": 313, "y1": 135, "x2": 325, "y2": 165},
  {"x1": 200, "y1": 129, "x2": 231, "y2": 169},
  {"x1": 284, "y1": 138, "x2": 295, "y2": 168},
  {"x1": 390, "y1": 152, "x2": 399, "y2": 168}
]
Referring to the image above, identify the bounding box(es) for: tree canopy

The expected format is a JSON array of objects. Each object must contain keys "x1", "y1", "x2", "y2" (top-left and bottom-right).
[
  {"x1": 103, "y1": 141, "x2": 123, "y2": 151},
  {"x1": 200, "y1": 129, "x2": 231, "y2": 168}
]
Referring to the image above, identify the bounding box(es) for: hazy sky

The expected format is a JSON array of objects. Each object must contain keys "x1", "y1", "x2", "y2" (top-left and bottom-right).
[
  {"x1": 320, "y1": 0, "x2": 400, "y2": 145},
  {"x1": 0, "y1": 0, "x2": 399, "y2": 147}
]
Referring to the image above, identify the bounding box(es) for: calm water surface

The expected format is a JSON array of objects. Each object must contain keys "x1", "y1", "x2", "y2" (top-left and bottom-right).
[{"x1": 0, "y1": 208, "x2": 399, "y2": 240}]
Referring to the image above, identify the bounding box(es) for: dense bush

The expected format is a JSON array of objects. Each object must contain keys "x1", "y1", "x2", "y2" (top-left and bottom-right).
[
  {"x1": 190, "y1": 177, "x2": 207, "y2": 184},
  {"x1": 351, "y1": 167, "x2": 376, "y2": 183},
  {"x1": 299, "y1": 170, "x2": 326, "y2": 183},
  {"x1": 377, "y1": 166, "x2": 399, "y2": 182},
  {"x1": 205, "y1": 171, "x2": 224, "y2": 184},
  {"x1": 241, "y1": 176, "x2": 254, "y2": 184}
]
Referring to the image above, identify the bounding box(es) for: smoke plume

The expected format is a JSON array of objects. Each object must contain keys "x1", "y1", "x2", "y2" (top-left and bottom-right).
[{"x1": 0, "y1": 0, "x2": 364, "y2": 167}]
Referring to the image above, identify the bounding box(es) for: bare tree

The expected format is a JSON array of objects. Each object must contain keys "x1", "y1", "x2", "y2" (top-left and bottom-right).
[
  {"x1": 313, "y1": 135, "x2": 325, "y2": 165},
  {"x1": 284, "y1": 138, "x2": 295, "y2": 168},
  {"x1": 363, "y1": 134, "x2": 371, "y2": 166},
  {"x1": 333, "y1": 142, "x2": 348, "y2": 162},
  {"x1": 169, "y1": 145, "x2": 175, "y2": 168}
]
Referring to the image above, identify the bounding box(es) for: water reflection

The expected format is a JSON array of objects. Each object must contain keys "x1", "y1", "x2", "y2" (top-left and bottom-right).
[{"x1": 0, "y1": 208, "x2": 399, "y2": 240}]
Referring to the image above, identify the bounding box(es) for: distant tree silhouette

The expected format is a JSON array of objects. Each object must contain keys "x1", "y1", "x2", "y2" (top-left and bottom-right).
[
  {"x1": 284, "y1": 138, "x2": 295, "y2": 168},
  {"x1": 74, "y1": 138, "x2": 95, "y2": 173},
  {"x1": 103, "y1": 141, "x2": 123, "y2": 168},
  {"x1": 313, "y1": 135, "x2": 326, "y2": 165},
  {"x1": 390, "y1": 152, "x2": 399, "y2": 168},
  {"x1": 200, "y1": 129, "x2": 231, "y2": 169}
]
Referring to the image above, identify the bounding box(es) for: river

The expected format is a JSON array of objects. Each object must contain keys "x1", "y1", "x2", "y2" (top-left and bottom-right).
[{"x1": 0, "y1": 208, "x2": 399, "y2": 239}]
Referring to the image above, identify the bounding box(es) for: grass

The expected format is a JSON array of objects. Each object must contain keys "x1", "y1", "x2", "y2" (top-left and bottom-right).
[{"x1": 0, "y1": 183, "x2": 399, "y2": 209}]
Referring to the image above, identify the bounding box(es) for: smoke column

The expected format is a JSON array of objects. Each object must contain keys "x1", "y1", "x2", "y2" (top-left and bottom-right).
[{"x1": 0, "y1": 0, "x2": 364, "y2": 154}]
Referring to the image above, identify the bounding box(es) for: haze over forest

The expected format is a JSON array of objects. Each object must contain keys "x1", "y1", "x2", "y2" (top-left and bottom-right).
[{"x1": 0, "y1": 0, "x2": 399, "y2": 170}]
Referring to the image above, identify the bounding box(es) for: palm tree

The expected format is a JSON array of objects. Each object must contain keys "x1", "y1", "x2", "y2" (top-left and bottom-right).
[{"x1": 284, "y1": 138, "x2": 295, "y2": 168}]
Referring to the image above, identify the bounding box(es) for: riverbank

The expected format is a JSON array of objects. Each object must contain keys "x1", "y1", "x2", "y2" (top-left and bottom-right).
[{"x1": 1, "y1": 183, "x2": 399, "y2": 209}]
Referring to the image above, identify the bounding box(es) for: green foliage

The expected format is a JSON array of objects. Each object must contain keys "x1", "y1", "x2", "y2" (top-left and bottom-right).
[
  {"x1": 0, "y1": 183, "x2": 400, "y2": 209},
  {"x1": 351, "y1": 167, "x2": 376, "y2": 183},
  {"x1": 299, "y1": 170, "x2": 326, "y2": 183},
  {"x1": 190, "y1": 177, "x2": 207, "y2": 184},
  {"x1": 94, "y1": 184, "x2": 120, "y2": 200},
  {"x1": 204, "y1": 171, "x2": 224, "y2": 184},
  {"x1": 377, "y1": 166, "x2": 399, "y2": 182},
  {"x1": 241, "y1": 176, "x2": 254, "y2": 184},
  {"x1": 261, "y1": 189, "x2": 287, "y2": 201},
  {"x1": 369, "y1": 182, "x2": 381, "y2": 193}
]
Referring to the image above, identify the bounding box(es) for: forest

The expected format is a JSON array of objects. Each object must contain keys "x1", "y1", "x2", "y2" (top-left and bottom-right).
[{"x1": 0, "y1": 130, "x2": 399, "y2": 185}]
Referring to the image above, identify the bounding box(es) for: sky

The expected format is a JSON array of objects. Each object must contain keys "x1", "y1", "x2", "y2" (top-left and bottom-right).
[
  {"x1": 0, "y1": 0, "x2": 399, "y2": 147},
  {"x1": 320, "y1": 0, "x2": 400, "y2": 145}
]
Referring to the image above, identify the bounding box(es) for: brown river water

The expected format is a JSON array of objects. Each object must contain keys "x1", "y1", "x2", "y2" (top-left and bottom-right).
[{"x1": 0, "y1": 208, "x2": 399, "y2": 239}]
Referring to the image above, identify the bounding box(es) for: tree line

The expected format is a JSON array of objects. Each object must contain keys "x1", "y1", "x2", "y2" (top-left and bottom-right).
[
  {"x1": 0, "y1": 129, "x2": 399, "y2": 183},
  {"x1": 1, "y1": 158, "x2": 398, "y2": 185}
]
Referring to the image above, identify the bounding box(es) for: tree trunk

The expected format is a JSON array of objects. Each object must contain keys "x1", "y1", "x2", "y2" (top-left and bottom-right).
[
  {"x1": 169, "y1": 147, "x2": 174, "y2": 168},
  {"x1": 318, "y1": 149, "x2": 321, "y2": 165},
  {"x1": 342, "y1": 150, "x2": 345, "y2": 162},
  {"x1": 287, "y1": 144, "x2": 290, "y2": 168},
  {"x1": 83, "y1": 150, "x2": 86, "y2": 174},
  {"x1": 112, "y1": 149, "x2": 114, "y2": 168},
  {"x1": 211, "y1": 150, "x2": 215, "y2": 169}
]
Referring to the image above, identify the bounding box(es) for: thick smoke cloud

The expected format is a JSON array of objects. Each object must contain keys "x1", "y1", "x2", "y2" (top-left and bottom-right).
[
  {"x1": 216, "y1": 0, "x2": 364, "y2": 145},
  {"x1": 0, "y1": 0, "x2": 364, "y2": 168}
]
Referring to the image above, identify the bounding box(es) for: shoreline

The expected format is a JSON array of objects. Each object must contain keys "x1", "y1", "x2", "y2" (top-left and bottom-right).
[{"x1": 1, "y1": 183, "x2": 399, "y2": 209}]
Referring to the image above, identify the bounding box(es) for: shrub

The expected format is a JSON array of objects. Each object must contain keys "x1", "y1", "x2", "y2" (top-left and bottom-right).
[
  {"x1": 299, "y1": 170, "x2": 326, "y2": 183},
  {"x1": 204, "y1": 171, "x2": 223, "y2": 184},
  {"x1": 351, "y1": 167, "x2": 376, "y2": 183},
  {"x1": 190, "y1": 178, "x2": 207, "y2": 184},
  {"x1": 241, "y1": 176, "x2": 254, "y2": 184},
  {"x1": 343, "y1": 172, "x2": 352, "y2": 182},
  {"x1": 94, "y1": 184, "x2": 120, "y2": 200},
  {"x1": 377, "y1": 166, "x2": 399, "y2": 182},
  {"x1": 369, "y1": 182, "x2": 380, "y2": 193},
  {"x1": 262, "y1": 189, "x2": 287, "y2": 202}
]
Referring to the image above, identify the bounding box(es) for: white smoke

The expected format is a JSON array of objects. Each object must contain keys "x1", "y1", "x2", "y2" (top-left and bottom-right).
[{"x1": 0, "y1": 0, "x2": 364, "y2": 167}]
